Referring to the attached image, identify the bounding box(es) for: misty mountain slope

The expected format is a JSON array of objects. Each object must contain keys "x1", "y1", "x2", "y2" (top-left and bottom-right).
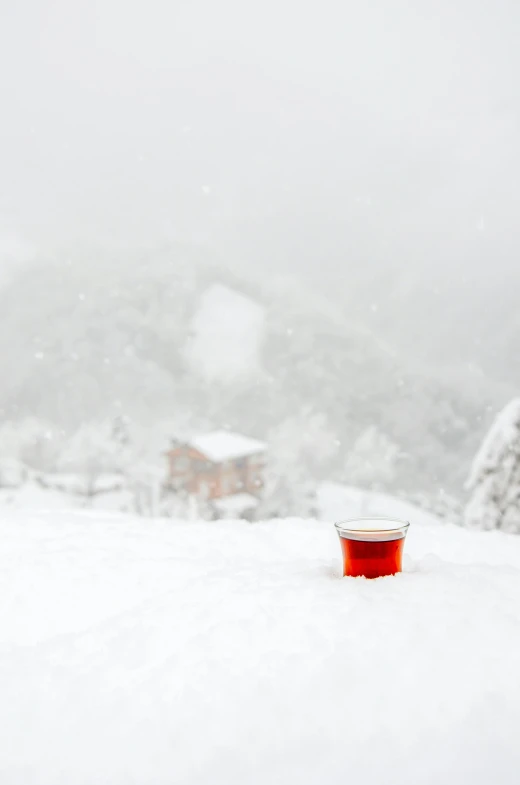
[
  {"x1": 0, "y1": 247, "x2": 505, "y2": 492},
  {"x1": 320, "y1": 260, "x2": 520, "y2": 390}
]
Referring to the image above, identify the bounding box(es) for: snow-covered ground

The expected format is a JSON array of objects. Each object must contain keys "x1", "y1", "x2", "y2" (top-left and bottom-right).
[
  {"x1": 316, "y1": 480, "x2": 442, "y2": 526},
  {"x1": 0, "y1": 478, "x2": 453, "y2": 524},
  {"x1": 1, "y1": 509, "x2": 520, "y2": 784}
]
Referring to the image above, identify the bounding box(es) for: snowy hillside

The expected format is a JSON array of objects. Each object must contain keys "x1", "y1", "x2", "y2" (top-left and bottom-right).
[
  {"x1": 1, "y1": 510, "x2": 520, "y2": 784},
  {"x1": 183, "y1": 283, "x2": 266, "y2": 382},
  {"x1": 316, "y1": 481, "x2": 443, "y2": 526},
  {"x1": 0, "y1": 251, "x2": 505, "y2": 495}
]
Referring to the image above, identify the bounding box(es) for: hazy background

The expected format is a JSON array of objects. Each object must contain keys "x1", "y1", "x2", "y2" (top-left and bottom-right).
[{"x1": 0, "y1": 0, "x2": 518, "y2": 509}]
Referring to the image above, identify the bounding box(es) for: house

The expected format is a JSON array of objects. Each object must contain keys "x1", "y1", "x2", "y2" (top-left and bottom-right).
[{"x1": 165, "y1": 430, "x2": 267, "y2": 502}]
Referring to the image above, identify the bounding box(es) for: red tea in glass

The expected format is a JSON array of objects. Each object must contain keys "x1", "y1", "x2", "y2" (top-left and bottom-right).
[{"x1": 335, "y1": 518, "x2": 410, "y2": 579}]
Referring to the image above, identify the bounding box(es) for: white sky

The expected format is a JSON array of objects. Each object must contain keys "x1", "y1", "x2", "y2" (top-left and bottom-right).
[{"x1": 0, "y1": 0, "x2": 519, "y2": 285}]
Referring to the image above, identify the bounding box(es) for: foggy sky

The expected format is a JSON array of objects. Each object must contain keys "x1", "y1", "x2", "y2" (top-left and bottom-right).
[{"x1": 1, "y1": 0, "x2": 519, "y2": 288}]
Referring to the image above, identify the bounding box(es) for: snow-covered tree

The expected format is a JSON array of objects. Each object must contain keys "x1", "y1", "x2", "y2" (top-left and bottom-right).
[
  {"x1": 342, "y1": 425, "x2": 400, "y2": 490},
  {"x1": 256, "y1": 410, "x2": 332, "y2": 519},
  {"x1": 58, "y1": 421, "x2": 122, "y2": 498},
  {"x1": 111, "y1": 414, "x2": 130, "y2": 448},
  {"x1": 125, "y1": 461, "x2": 164, "y2": 517},
  {"x1": 257, "y1": 464, "x2": 316, "y2": 519},
  {"x1": 109, "y1": 415, "x2": 134, "y2": 473},
  {"x1": 465, "y1": 399, "x2": 520, "y2": 532},
  {"x1": 0, "y1": 417, "x2": 63, "y2": 472}
]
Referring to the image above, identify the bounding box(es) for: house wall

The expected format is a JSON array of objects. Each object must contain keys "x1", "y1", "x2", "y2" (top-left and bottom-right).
[
  {"x1": 166, "y1": 446, "x2": 219, "y2": 499},
  {"x1": 218, "y1": 455, "x2": 266, "y2": 497},
  {"x1": 245, "y1": 457, "x2": 265, "y2": 495},
  {"x1": 166, "y1": 446, "x2": 266, "y2": 500}
]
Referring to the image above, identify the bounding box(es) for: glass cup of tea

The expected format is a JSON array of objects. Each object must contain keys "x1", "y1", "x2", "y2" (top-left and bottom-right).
[{"x1": 334, "y1": 517, "x2": 410, "y2": 579}]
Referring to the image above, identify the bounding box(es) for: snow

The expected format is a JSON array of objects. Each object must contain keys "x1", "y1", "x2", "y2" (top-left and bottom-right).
[
  {"x1": 465, "y1": 398, "x2": 520, "y2": 531},
  {"x1": 190, "y1": 430, "x2": 266, "y2": 462},
  {"x1": 316, "y1": 481, "x2": 442, "y2": 526},
  {"x1": 183, "y1": 283, "x2": 266, "y2": 383},
  {"x1": 0, "y1": 482, "x2": 79, "y2": 510},
  {"x1": 37, "y1": 472, "x2": 125, "y2": 495},
  {"x1": 0, "y1": 458, "x2": 28, "y2": 488},
  {"x1": 1, "y1": 510, "x2": 520, "y2": 784},
  {"x1": 0, "y1": 477, "x2": 130, "y2": 513},
  {"x1": 466, "y1": 398, "x2": 520, "y2": 490},
  {"x1": 213, "y1": 492, "x2": 259, "y2": 517}
]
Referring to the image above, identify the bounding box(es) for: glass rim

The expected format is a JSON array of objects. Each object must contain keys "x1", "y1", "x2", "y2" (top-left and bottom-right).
[{"x1": 334, "y1": 516, "x2": 410, "y2": 541}]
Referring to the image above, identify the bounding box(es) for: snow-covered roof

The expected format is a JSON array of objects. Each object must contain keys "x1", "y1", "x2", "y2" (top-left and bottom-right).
[
  {"x1": 213, "y1": 493, "x2": 259, "y2": 516},
  {"x1": 188, "y1": 431, "x2": 266, "y2": 463}
]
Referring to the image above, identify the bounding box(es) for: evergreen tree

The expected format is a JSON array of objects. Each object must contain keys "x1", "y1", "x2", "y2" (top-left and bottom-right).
[{"x1": 465, "y1": 399, "x2": 520, "y2": 532}]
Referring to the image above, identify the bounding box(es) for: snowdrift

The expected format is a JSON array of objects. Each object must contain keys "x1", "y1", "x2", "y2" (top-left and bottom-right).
[{"x1": 1, "y1": 511, "x2": 519, "y2": 784}]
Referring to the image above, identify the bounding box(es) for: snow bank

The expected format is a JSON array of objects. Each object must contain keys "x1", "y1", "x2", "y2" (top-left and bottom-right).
[
  {"x1": 213, "y1": 492, "x2": 259, "y2": 517},
  {"x1": 317, "y1": 480, "x2": 442, "y2": 526},
  {"x1": 0, "y1": 482, "x2": 80, "y2": 511},
  {"x1": 1, "y1": 512, "x2": 520, "y2": 784}
]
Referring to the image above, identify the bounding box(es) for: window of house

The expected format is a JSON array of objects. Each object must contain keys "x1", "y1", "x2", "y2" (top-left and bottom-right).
[{"x1": 194, "y1": 460, "x2": 213, "y2": 473}]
